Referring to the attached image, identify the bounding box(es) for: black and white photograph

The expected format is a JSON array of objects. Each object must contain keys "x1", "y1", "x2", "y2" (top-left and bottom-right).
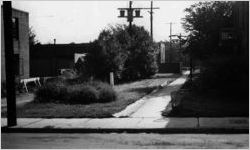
[{"x1": 1, "y1": 0, "x2": 249, "y2": 149}]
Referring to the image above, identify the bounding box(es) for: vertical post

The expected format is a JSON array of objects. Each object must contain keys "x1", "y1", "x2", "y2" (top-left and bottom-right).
[
  {"x1": 179, "y1": 33, "x2": 182, "y2": 50},
  {"x1": 179, "y1": 33, "x2": 182, "y2": 70},
  {"x1": 3, "y1": 1, "x2": 17, "y2": 126},
  {"x1": 170, "y1": 22, "x2": 172, "y2": 49},
  {"x1": 109, "y1": 72, "x2": 114, "y2": 86},
  {"x1": 190, "y1": 56, "x2": 193, "y2": 81},
  {"x1": 169, "y1": 22, "x2": 172, "y2": 63},
  {"x1": 128, "y1": 1, "x2": 133, "y2": 30},
  {"x1": 150, "y1": 0, "x2": 153, "y2": 39}
]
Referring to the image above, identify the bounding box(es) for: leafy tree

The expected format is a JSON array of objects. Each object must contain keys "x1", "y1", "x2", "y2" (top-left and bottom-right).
[
  {"x1": 182, "y1": 2, "x2": 248, "y2": 100},
  {"x1": 182, "y1": 1, "x2": 233, "y2": 60},
  {"x1": 29, "y1": 27, "x2": 40, "y2": 46},
  {"x1": 82, "y1": 24, "x2": 158, "y2": 82},
  {"x1": 122, "y1": 25, "x2": 158, "y2": 81}
]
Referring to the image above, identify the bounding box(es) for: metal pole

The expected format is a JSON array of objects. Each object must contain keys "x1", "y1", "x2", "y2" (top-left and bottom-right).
[{"x1": 3, "y1": 1, "x2": 17, "y2": 126}]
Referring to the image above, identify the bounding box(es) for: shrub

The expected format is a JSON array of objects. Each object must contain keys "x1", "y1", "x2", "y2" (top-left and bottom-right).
[
  {"x1": 35, "y1": 80, "x2": 117, "y2": 104},
  {"x1": 60, "y1": 69, "x2": 78, "y2": 79},
  {"x1": 35, "y1": 79, "x2": 67, "y2": 103},
  {"x1": 90, "y1": 81, "x2": 116, "y2": 103},
  {"x1": 66, "y1": 84, "x2": 99, "y2": 104}
]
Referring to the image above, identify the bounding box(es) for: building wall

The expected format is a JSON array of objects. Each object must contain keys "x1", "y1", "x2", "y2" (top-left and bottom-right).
[
  {"x1": 30, "y1": 58, "x2": 74, "y2": 77},
  {"x1": 233, "y1": 1, "x2": 249, "y2": 56},
  {"x1": 30, "y1": 44, "x2": 89, "y2": 77},
  {"x1": 1, "y1": 8, "x2": 29, "y2": 82}
]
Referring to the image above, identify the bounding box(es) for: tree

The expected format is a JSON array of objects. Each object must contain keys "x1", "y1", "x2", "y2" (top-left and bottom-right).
[
  {"x1": 182, "y1": 1, "x2": 233, "y2": 60},
  {"x1": 182, "y1": 2, "x2": 248, "y2": 100},
  {"x1": 121, "y1": 25, "x2": 158, "y2": 81},
  {"x1": 82, "y1": 24, "x2": 158, "y2": 82},
  {"x1": 29, "y1": 27, "x2": 40, "y2": 46}
]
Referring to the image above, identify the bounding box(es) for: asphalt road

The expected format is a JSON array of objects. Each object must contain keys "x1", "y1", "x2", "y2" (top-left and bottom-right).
[{"x1": 1, "y1": 133, "x2": 248, "y2": 149}]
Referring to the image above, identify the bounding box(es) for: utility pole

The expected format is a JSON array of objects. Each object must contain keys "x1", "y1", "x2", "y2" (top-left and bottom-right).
[
  {"x1": 118, "y1": 1, "x2": 159, "y2": 39},
  {"x1": 166, "y1": 22, "x2": 175, "y2": 62},
  {"x1": 150, "y1": 1, "x2": 153, "y2": 39},
  {"x1": 166, "y1": 22, "x2": 176, "y2": 48},
  {"x1": 3, "y1": 1, "x2": 17, "y2": 126},
  {"x1": 128, "y1": 1, "x2": 133, "y2": 29}
]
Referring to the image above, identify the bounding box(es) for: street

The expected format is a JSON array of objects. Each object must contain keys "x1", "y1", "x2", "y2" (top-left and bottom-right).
[{"x1": 1, "y1": 133, "x2": 248, "y2": 149}]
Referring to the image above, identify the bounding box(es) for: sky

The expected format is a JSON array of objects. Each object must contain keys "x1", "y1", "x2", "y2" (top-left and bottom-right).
[{"x1": 12, "y1": 1, "x2": 196, "y2": 44}]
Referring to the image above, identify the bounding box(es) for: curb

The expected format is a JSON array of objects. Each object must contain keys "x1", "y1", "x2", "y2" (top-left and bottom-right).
[{"x1": 2, "y1": 127, "x2": 248, "y2": 134}]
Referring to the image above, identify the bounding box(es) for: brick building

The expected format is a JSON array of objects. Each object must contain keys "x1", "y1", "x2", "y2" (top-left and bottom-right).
[{"x1": 1, "y1": 8, "x2": 29, "y2": 82}]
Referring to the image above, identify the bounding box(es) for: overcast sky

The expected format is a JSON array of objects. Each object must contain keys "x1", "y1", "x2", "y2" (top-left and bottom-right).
[{"x1": 12, "y1": 1, "x2": 196, "y2": 44}]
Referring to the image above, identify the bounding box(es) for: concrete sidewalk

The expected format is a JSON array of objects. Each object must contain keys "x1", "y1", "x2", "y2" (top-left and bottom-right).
[
  {"x1": 113, "y1": 71, "x2": 189, "y2": 118},
  {"x1": 1, "y1": 117, "x2": 248, "y2": 133}
]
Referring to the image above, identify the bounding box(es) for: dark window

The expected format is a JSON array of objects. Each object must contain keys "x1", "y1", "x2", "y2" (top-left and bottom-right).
[
  {"x1": 14, "y1": 54, "x2": 19, "y2": 75},
  {"x1": 12, "y1": 17, "x2": 19, "y2": 40}
]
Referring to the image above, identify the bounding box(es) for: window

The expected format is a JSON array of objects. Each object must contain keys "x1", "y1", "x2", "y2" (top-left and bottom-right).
[{"x1": 12, "y1": 17, "x2": 19, "y2": 40}]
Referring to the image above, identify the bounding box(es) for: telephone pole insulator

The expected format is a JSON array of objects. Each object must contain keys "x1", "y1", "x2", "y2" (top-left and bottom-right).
[{"x1": 118, "y1": 1, "x2": 159, "y2": 39}]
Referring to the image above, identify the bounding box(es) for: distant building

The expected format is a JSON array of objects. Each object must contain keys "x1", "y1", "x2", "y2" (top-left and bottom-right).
[
  {"x1": 30, "y1": 43, "x2": 90, "y2": 77},
  {"x1": 157, "y1": 41, "x2": 182, "y2": 73},
  {"x1": 1, "y1": 7, "x2": 29, "y2": 83}
]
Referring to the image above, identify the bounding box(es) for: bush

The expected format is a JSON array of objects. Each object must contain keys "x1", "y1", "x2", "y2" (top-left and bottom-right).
[
  {"x1": 89, "y1": 81, "x2": 117, "y2": 103},
  {"x1": 66, "y1": 84, "x2": 99, "y2": 104},
  {"x1": 60, "y1": 69, "x2": 78, "y2": 79},
  {"x1": 35, "y1": 79, "x2": 67, "y2": 103},
  {"x1": 189, "y1": 56, "x2": 248, "y2": 102},
  {"x1": 35, "y1": 80, "x2": 116, "y2": 104}
]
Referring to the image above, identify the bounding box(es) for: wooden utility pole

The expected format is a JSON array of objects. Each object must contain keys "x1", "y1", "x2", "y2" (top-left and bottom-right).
[
  {"x1": 150, "y1": 1, "x2": 153, "y2": 39},
  {"x1": 3, "y1": 1, "x2": 17, "y2": 126},
  {"x1": 128, "y1": 1, "x2": 133, "y2": 29},
  {"x1": 118, "y1": 1, "x2": 159, "y2": 39}
]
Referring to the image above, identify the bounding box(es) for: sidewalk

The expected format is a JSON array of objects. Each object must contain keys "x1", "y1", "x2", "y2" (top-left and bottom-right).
[{"x1": 113, "y1": 71, "x2": 189, "y2": 118}]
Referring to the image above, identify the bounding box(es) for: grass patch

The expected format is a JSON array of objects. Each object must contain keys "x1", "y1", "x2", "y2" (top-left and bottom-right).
[{"x1": 2, "y1": 75, "x2": 179, "y2": 118}]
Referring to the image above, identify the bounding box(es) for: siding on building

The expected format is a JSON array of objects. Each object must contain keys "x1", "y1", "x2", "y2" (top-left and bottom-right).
[{"x1": 1, "y1": 8, "x2": 29, "y2": 82}]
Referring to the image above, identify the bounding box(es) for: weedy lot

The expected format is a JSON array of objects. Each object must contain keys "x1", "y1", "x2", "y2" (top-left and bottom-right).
[{"x1": 1, "y1": 74, "x2": 179, "y2": 118}]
